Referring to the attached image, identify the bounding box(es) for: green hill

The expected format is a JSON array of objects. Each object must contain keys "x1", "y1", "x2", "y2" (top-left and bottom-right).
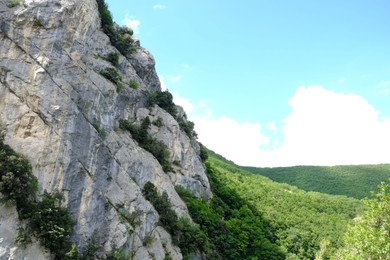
[
  {"x1": 242, "y1": 164, "x2": 390, "y2": 199},
  {"x1": 189, "y1": 152, "x2": 365, "y2": 259}
]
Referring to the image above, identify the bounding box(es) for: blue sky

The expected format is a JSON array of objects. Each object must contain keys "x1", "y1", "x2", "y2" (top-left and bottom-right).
[{"x1": 106, "y1": 0, "x2": 390, "y2": 167}]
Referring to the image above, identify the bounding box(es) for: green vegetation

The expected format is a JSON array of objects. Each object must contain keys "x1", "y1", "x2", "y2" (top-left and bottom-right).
[
  {"x1": 96, "y1": 0, "x2": 138, "y2": 55},
  {"x1": 208, "y1": 153, "x2": 364, "y2": 259},
  {"x1": 199, "y1": 143, "x2": 208, "y2": 163},
  {"x1": 177, "y1": 114, "x2": 197, "y2": 138},
  {"x1": 99, "y1": 67, "x2": 127, "y2": 93},
  {"x1": 119, "y1": 117, "x2": 173, "y2": 172},
  {"x1": 142, "y1": 182, "x2": 208, "y2": 258},
  {"x1": 106, "y1": 52, "x2": 119, "y2": 67},
  {"x1": 0, "y1": 132, "x2": 78, "y2": 259},
  {"x1": 100, "y1": 67, "x2": 122, "y2": 85},
  {"x1": 152, "y1": 117, "x2": 164, "y2": 127},
  {"x1": 8, "y1": 0, "x2": 21, "y2": 7},
  {"x1": 147, "y1": 91, "x2": 177, "y2": 116},
  {"x1": 83, "y1": 232, "x2": 101, "y2": 259},
  {"x1": 336, "y1": 180, "x2": 390, "y2": 259},
  {"x1": 27, "y1": 192, "x2": 76, "y2": 258},
  {"x1": 92, "y1": 122, "x2": 106, "y2": 139},
  {"x1": 129, "y1": 80, "x2": 138, "y2": 89},
  {"x1": 244, "y1": 164, "x2": 390, "y2": 199},
  {"x1": 147, "y1": 91, "x2": 197, "y2": 138},
  {"x1": 176, "y1": 165, "x2": 285, "y2": 259}
]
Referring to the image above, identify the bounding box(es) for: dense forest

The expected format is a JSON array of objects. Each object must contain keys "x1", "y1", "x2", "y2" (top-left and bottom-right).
[
  {"x1": 206, "y1": 154, "x2": 365, "y2": 259},
  {"x1": 243, "y1": 164, "x2": 390, "y2": 199}
]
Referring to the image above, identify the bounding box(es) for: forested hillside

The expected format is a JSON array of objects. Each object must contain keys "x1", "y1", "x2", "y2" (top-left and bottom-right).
[
  {"x1": 205, "y1": 153, "x2": 365, "y2": 259},
  {"x1": 243, "y1": 164, "x2": 390, "y2": 199}
]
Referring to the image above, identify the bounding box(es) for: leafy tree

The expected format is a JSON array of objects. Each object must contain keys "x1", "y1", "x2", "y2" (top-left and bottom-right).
[
  {"x1": 335, "y1": 180, "x2": 390, "y2": 259},
  {"x1": 176, "y1": 163, "x2": 285, "y2": 259},
  {"x1": 96, "y1": 0, "x2": 137, "y2": 55},
  {"x1": 147, "y1": 91, "x2": 177, "y2": 116},
  {"x1": 199, "y1": 143, "x2": 209, "y2": 163},
  {"x1": 0, "y1": 129, "x2": 78, "y2": 259},
  {"x1": 28, "y1": 192, "x2": 76, "y2": 259}
]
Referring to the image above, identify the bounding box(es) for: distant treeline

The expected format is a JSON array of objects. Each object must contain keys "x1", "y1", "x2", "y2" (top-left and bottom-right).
[{"x1": 242, "y1": 164, "x2": 390, "y2": 199}]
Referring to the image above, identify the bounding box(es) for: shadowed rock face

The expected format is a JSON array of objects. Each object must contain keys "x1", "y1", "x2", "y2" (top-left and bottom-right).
[{"x1": 0, "y1": 0, "x2": 210, "y2": 258}]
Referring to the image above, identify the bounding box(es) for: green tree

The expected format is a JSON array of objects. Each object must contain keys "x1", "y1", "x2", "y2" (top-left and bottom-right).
[{"x1": 335, "y1": 180, "x2": 390, "y2": 260}]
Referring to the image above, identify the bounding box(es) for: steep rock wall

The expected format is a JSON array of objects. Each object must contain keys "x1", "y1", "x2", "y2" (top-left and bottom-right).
[{"x1": 0, "y1": 0, "x2": 210, "y2": 259}]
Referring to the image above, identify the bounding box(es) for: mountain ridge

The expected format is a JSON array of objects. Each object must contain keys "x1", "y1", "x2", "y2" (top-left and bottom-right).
[{"x1": 242, "y1": 164, "x2": 390, "y2": 199}]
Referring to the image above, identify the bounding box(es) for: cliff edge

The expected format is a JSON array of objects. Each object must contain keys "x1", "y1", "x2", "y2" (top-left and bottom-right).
[{"x1": 0, "y1": 0, "x2": 210, "y2": 259}]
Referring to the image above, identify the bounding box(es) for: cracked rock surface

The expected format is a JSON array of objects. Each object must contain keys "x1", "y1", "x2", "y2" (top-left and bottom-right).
[{"x1": 0, "y1": 0, "x2": 210, "y2": 259}]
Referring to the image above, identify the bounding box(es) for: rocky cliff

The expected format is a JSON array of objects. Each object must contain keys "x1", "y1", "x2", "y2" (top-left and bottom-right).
[{"x1": 0, "y1": 0, "x2": 211, "y2": 259}]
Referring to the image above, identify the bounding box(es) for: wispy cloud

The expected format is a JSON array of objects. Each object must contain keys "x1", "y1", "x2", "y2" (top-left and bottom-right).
[
  {"x1": 153, "y1": 4, "x2": 166, "y2": 10},
  {"x1": 167, "y1": 75, "x2": 182, "y2": 83},
  {"x1": 377, "y1": 80, "x2": 389, "y2": 94},
  {"x1": 123, "y1": 15, "x2": 141, "y2": 34}
]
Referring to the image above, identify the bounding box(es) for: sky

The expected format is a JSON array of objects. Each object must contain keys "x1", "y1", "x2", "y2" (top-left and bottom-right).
[{"x1": 105, "y1": 0, "x2": 390, "y2": 167}]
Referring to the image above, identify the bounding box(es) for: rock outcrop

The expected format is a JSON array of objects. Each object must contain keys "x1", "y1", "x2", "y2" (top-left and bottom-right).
[{"x1": 0, "y1": 0, "x2": 210, "y2": 259}]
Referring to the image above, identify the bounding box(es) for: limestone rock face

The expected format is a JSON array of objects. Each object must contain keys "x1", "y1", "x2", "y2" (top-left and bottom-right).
[{"x1": 0, "y1": 0, "x2": 210, "y2": 259}]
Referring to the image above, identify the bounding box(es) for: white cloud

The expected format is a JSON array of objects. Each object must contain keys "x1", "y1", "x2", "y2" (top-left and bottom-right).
[
  {"x1": 194, "y1": 115, "x2": 271, "y2": 166},
  {"x1": 159, "y1": 76, "x2": 167, "y2": 91},
  {"x1": 153, "y1": 4, "x2": 166, "y2": 10},
  {"x1": 171, "y1": 92, "x2": 194, "y2": 114},
  {"x1": 123, "y1": 16, "x2": 141, "y2": 34},
  {"x1": 276, "y1": 86, "x2": 390, "y2": 166},
  {"x1": 266, "y1": 121, "x2": 278, "y2": 132},
  {"x1": 167, "y1": 75, "x2": 182, "y2": 83},
  {"x1": 186, "y1": 85, "x2": 390, "y2": 167}
]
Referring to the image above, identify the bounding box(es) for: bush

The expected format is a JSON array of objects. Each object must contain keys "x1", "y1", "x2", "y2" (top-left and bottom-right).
[
  {"x1": 116, "y1": 82, "x2": 125, "y2": 93},
  {"x1": 153, "y1": 117, "x2": 164, "y2": 127},
  {"x1": 177, "y1": 117, "x2": 195, "y2": 138},
  {"x1": 92, "y1": 123, "x2": 106, "y2": 139},
  {"x1": 147, "y1": 91, "x2": 177, "y2": 116},
  {"x1": 8, "y1": 0, "x2": 21, "y2": 7},
  {"x1": 142, "y1": 182, "x2": 209, "y2": 257},
  {"x1": 175, "y1": 164, "x2": 286, "y2": 259},
  {"x1": 100, "y1": 67, "x2": 122, "y2": 85},
  {"x1": 335, "y1": 181, "x2": 390, "y2": 259},
  {"x1": 129, "y1": 80, "x2": 138, "y2": 89},
  {"x1": 28, "y1": 192, "x2": 76, "y2": 258},
  {"x1": 0, "y1": 134, "x2": 78, "y2": 259},
  {"x1": 96, "y1": 0, "x2": 138, "y2": 55},
  {"x1": 106, "y1": 52, "x2": 119, "y2": 67},
  {"x1": 119, "y1": 118, "x2": 172, "y2": 172},
  {"x1": 199, "y1": 143, "x2": 208, "y2": 163},
  {"x1": 147, "y1": 91, "x2": 197, "y2": 138},
  {"x1": 0, "y1": 139, "x2": 37, "y2": 212}
]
